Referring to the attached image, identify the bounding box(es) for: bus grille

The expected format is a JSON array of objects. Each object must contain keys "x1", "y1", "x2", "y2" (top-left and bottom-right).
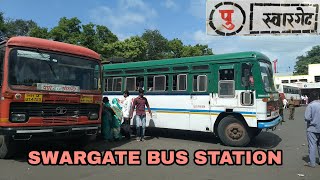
[{"x1": 10, "y1": 102, "x2": 100, "y2": 119}]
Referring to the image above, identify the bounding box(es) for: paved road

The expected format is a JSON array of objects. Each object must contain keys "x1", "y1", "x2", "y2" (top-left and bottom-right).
[{"x1": 1, "y1": 107, "x2": 319, "y2": 180}]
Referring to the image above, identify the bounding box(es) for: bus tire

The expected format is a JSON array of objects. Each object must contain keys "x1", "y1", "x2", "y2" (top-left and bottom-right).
[
  {"x1": 0, "y1": 135, "x2": 16, "y2": 159},
  {"x1": 217, "y1": 116, "x2": 251, "y2": 147}
]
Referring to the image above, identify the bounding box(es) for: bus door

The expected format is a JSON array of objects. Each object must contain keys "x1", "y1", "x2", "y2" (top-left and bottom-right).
[
  {"x1": 189, "y1": 73, "x2": 210, "y2": 131},
  {"x1": 213, "y1": 64, "x2": 238, "y2": 110}
]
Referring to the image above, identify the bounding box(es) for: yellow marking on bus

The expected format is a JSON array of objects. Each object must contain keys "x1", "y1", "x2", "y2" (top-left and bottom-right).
[
  {"x1": 25, "y1": 94, "x2": 43, "y2": 102},
  {"x1": 80, "y1": 96, "x2": 93, "y2": 103},
  {"x1": 0, "y1": 118, "x2": 9, "y2": 123}
]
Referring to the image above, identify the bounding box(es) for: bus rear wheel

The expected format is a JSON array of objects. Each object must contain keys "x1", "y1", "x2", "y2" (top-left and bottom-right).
[
  {"x1": 0, "y1": 135, "x2": 16, "y2": 159},
  {"x1": 217, "y1": 116, "x2": 251, "y2": 147}
]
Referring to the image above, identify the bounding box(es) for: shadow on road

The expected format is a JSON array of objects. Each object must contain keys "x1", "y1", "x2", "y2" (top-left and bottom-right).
[
  {"x1": 145, "y1": 128, "x2": 282, "y2": 149},
  {"x1": 248, "y1": 131, "x2": 282, "y2": 149},
  {"x1": 302, "y1": 155, "x2": 319, "y2": 164}
]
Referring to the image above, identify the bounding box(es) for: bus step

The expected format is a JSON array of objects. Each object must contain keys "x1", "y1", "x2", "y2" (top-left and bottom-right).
[{"x1": 12, "y1": 135, "x2": 32, "y2": 141}]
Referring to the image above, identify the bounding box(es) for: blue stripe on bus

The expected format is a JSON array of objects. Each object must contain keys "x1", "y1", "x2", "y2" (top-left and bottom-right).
[{"x1": 149, "y1": 108, "x2": 256, "y2": 115}]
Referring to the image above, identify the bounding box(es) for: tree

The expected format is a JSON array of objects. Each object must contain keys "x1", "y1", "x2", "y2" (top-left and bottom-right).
[
  {"x1": 49, "y1": 17, "x2": 81, "y2": 44},
  {"x1": 79, "y1": 23, "x2": 97, "y2": 51},
  {"x1": 294, "y1": 45, "x2": 320, "y2": 75},
  {"x1": 0, "y1": 12, "x2": 6, "y2": 34},
  {"x1": 29, "y1": 26, "x2": 49, "y2": 39},
  {"x1": 4, "y1": 19, "x2": 37, "y2": 37},
  {"x1": 95, "y1": 25, "x2": 118, "y2": 53},
  {"x1": 141, "y1": 29, "x2": 169, "y2": 60},
  {"x1": 181, "y1": 44, "x2": 213, "y2": 57},
  {"x1": 102, "y1": 36, "x2": 147, "y2": 62},
  {"x1": 168, "y1": 38, "x2": 184, "y2": 58}
]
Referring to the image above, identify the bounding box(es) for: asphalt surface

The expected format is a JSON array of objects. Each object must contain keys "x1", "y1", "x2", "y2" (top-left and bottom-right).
[{"x1": 0, "y1": 106, "x2": 319, "y2": 180}]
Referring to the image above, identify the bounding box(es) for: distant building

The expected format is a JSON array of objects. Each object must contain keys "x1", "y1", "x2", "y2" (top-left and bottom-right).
[{"x1": 274, "y1": 64, "x2": 320, "y2": 102}]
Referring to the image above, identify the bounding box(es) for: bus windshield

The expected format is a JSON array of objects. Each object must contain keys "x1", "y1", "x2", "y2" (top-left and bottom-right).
[
  {"x1": 8, "y1": 49, "x2": 100, "y2": 91},
  {"x1": 259, "y1": 61, "x2": 275, "y2": 92}
]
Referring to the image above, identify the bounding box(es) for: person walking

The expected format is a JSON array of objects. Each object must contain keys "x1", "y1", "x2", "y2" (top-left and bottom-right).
[
  {"x1": 304, "y1": 96, "x2": 320, "y2": 168},
  {"x1": 120, "y1": 90, "x2": 133, "y2": 139},
  {"x1": 130, "y1": 88, "x2": 152, "y2": 142},
  {"x1": 278, "y1": 96, "x2": 285, "y2": 122},
  {"x1": 288, "y1": 96, "x2": 295, "y2": 120}
]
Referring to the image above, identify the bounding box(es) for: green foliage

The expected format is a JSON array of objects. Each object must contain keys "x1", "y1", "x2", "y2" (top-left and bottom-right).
[
  {"x1": 0, "y1": 12, "x2": 6, "y2": 34},
  {"x1": 141, "y1": 29, "x2": 169, "y2": 60},
  {"x1": 102, "y1": 36, "x2": 147, "y2": 62},
  {"x1": 294, "y1": 46, "x2": 320, "y2": 75},
  {"x1": 4, "y1": 19, "x2": 37, "y2": 37},
  {"x1": 0, "y1": 12, "x2": 213, "y2": 62},
  {"x1": 50, "y1": 17, "x2": 81, "y2": 44},
  {"x1": 29, "y1": 26, "x2": 49, "y2": 39}
]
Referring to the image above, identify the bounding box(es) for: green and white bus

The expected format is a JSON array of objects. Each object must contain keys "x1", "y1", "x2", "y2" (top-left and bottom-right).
[{"x1": 102, "y1": 51, "x2": 282, "y2": 147}]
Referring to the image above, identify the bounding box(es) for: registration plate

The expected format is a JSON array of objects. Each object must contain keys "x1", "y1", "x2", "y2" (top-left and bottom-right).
[
  {"x1": 80, "y1": 96, "x2": 93, "y2": 103},
  {"x1": 24, "y1": 94, "x2": 43, "y2": 102}
]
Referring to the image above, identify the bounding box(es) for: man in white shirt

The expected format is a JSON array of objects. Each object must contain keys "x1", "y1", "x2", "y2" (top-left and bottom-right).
[{"x1": 120, "y1": 90, "x2": 133, "y2": 139}]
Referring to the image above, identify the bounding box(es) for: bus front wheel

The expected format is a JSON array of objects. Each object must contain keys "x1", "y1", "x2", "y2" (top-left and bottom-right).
[
  {"x1": 217, "y1": 116, "x2": 251, "y2": 147},
  {"x1": 0, "y1": 135, "x2": 16, "y2": 159}
]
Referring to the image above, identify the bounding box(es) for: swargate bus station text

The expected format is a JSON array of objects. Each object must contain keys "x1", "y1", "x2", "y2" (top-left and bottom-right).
[{"x1": 28, "y1": 150, "x2": 282, "y2": 166}]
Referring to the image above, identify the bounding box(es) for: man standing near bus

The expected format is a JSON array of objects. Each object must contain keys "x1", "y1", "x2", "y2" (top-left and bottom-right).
[
  {"x1": 278, "y1": 97, "x2": 284, "y2": 122},
  {"x1": 304, "y1": 95, "x2": 320, "y2": 168},
  {"x1": 130, "y1": 88, "x2": 152, "y2": 142},
  {"x1": 288, "y1": 96, "x2": 295, "y2": 120}
]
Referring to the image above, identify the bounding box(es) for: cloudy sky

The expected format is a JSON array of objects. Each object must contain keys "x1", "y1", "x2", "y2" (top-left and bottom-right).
[{"x1": 1, "y1": 0, "x2": 320, "y2": 73}]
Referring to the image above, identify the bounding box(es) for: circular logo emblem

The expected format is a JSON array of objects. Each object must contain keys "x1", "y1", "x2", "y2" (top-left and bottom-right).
[
  {"x1": 56, "y1": 106, "x2": 67, "y2": 115},
  {"x1": 208, "y1": 2, "x2": 246, "y2": 36}
]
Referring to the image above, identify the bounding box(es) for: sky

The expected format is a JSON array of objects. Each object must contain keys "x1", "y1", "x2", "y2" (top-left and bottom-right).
[{"x1": 1, "y1": 0, "x2": 320, "y2": 73}]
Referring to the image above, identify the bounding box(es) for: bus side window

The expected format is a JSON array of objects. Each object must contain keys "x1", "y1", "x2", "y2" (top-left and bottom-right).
[
  {"x1": 173, "y1": 74, "x2": 187, "y2": 91},
  {"x1": 219, "y1": 69, "x2": 234, "y2": 80},
  {"x1": 218, "y1": 69, "x2": 235, "y2": 97},
  {"x1": 105, "y1": 77, "x2": 122, "y2": 92},
  {"x1": 0, "y1": 48, "x2": 4, "y2": 86},
  {"x1": 136, "y1": 76, "x2": 144, "y2": 91},
  {"x1": 193, "y1": 75, "x2": 207, "y2": 92},
  {"x1": 125, "y1": 77, "x2": 136, "y2": 91}
]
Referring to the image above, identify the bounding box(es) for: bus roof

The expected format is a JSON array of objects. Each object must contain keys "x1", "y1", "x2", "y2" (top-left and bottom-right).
[
  {"x1": 5, "y1": 36, "x2": 101, "y2": 60},
  {"x1": 103, "y1": 51, "x2": 269, "y2": 70}
]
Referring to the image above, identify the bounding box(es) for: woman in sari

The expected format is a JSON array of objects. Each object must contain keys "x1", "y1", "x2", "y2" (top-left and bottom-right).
[
  {"x1": 101, "y1": 97, "x2": 113, "y2": 141},
  {"x1": 110, "y1": 98, "x2": 123, "y2": 140}
]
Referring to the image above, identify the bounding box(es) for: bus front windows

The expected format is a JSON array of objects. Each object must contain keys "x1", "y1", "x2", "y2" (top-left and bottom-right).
[
  {"x1": 259, "y1": 62, "x2": 274, "y2": 92},
  {"x1": 9, "y1": 49, "x2": 100, "y2": 91}
]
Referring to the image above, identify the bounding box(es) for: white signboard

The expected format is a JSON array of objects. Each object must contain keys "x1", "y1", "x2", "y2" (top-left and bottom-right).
[
  {"x1": 37, "y1": 83, "x2": 80, "y2": 92},
  {"x1": 206, "y1": 0, "x2": 320, "y2": 36}
]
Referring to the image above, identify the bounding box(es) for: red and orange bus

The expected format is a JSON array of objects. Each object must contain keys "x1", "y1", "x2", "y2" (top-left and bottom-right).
[{"x1": 0, "y1": 36, "x2": 102, "y2": 158}]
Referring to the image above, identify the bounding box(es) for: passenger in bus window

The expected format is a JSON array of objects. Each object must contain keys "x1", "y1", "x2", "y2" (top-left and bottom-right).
[{"x1": 288, "y1": 96, "x2": 295, "y2": 120}]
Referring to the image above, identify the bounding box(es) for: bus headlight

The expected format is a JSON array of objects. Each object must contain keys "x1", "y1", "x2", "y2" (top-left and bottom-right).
[
  {"x1": 10, "y1": 113, "x2": 28, "y2": 122},
  {"x1": 88, "y1": 112, "x2": 99, "y2": 120}
]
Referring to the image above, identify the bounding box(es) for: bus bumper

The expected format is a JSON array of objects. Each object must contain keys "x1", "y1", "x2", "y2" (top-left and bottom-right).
[
  {"x1": 0, "y1": 125, "x2": 100, "y2": 140},
  {"x1": 257, "y1": 116, "x2": 282, "y2": 129}
]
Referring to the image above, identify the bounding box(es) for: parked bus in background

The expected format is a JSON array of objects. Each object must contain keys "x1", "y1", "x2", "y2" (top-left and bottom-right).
[
  {"x1": 276, "y1": 84, "x2": 301, "y2": 106},
  {"x1": 0, "y1": 36, "x2": 102, "y2": 158},
  {"x1": 102, "y1": 52, "x2": 282, "y2": 147}
]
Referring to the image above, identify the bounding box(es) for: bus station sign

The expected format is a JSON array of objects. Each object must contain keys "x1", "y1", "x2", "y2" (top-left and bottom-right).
[
  {"x1": 206, "y1": 0, "x2": 320, "y2": 36},
  {"x1": 36, "y1": 83, "x2": 80, "y2": 93}
]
